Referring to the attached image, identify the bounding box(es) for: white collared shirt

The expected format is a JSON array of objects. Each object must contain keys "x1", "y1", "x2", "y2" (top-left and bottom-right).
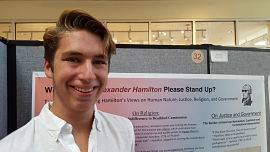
[{"x1": 0, "y1": 103, "x2": 135, "y2": 152}]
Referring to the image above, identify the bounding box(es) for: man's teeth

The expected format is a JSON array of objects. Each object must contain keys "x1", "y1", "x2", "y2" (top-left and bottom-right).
[{"x1": 74, "y1": 87, "x2": 94, "y2": 93}]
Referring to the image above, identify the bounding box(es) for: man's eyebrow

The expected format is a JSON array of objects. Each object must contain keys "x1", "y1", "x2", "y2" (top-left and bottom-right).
[
  {"x1": 61, "y1": 51, "x2": 83, "y2": 57},
  {"x1": 61, "y1": 51, "x2": 107, "y2": 59},
  {"x1": 94, "y1": 54, "x2": 108, "y2": 59}
]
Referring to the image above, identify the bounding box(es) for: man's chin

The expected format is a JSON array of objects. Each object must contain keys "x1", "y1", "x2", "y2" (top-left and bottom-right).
[{"x1": 72, "y1": 101, "x2": 95, "y2": 111}]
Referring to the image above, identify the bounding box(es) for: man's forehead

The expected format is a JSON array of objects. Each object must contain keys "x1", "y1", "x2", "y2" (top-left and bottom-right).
[{"x1": 57, "y1": 31, "x2": 108, "y2": 57}]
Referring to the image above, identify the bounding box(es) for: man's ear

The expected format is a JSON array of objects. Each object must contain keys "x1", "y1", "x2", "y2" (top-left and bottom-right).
[{"x1": 44, "y1": 60, "x2": 53, "y2": 78}]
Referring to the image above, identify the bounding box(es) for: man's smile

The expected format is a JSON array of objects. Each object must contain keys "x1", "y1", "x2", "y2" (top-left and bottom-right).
[{"x1": 71, "y1": 86, "x2": 96, "y2": 93}]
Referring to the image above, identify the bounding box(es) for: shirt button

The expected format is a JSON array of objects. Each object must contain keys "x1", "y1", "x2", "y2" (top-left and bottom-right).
[{"x1": 67, "y1": 124, "x2": 72, "y2": 132}]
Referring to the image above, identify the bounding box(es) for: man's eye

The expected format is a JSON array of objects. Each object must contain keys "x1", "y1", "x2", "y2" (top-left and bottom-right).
[
  {"x1": 64, "y1": 57, "x2": 80, "y2": 63},
  {"x1": 93, "y1": 60, "x2": 107, "y2": 65}
]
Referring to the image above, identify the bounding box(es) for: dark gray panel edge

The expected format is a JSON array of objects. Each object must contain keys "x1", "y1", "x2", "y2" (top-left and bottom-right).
[
  {"x1": 16, "y1": 46, "x2": 44, "y2": 128},
  {"x1": 0, "y1": 41, "x2": 7, "y2": 139}
]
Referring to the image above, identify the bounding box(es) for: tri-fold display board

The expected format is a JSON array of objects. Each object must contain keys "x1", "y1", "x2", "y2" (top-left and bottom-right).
[{"x1": 1, "y1": 39, "x2": 270, "y2": 151}]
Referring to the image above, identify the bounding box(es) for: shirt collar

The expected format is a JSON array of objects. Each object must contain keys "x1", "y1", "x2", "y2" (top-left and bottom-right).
[
  {"x1": 38, "y1": 103, "x2": 67, "y2": 141},
  {"x1": 93, "y1": 105, "x2": 102, "y2": 132},
  {"x1": 38, "y1": 103, "x2": 102, "y2": 141}
]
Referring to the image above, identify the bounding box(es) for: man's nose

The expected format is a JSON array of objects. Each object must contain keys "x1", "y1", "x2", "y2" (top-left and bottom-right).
[{"x1": 79, "y1": 61, "x2": 96, "y2": 82}]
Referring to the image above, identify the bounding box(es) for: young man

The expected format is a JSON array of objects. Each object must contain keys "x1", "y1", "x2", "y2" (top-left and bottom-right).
[{"x1": 0, "y1": 10, "x2": 135, "y2": 152}]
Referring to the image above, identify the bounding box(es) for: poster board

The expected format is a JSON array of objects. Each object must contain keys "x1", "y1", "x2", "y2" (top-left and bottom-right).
[
  {"x1": 32, "y1": 72, "x2": 267, "y2": 151},
  {"x1": 31, "y1": 72, "x2": 53, "y2": 117}
]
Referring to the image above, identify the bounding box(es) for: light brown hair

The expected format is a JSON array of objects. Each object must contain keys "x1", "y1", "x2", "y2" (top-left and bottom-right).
[{"x1": 43, "y1": 9, "x2": 116, "y2": 70}]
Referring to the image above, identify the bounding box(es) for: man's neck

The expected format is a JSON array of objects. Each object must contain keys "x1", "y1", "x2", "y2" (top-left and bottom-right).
[
  {"x1": 49, "y1": 102, "x2": 94, "y2": 131},
  {"x1": 49, "y1": 102, "x2": 94, "y2": 152}
]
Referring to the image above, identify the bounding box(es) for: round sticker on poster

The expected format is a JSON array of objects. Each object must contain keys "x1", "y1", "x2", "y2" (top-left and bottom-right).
[{"x1": 191, "y1": 50, "x2": 204, "y2": 64}]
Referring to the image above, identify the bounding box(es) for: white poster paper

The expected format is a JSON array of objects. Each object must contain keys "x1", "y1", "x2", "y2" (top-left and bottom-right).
[{"x1": 32, "y1": 73, "x2": 267, "y2": 152}]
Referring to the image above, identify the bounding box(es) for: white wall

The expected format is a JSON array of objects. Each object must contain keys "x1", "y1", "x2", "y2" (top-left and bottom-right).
[{"x1": 0, "y1": 0, "x2": 270, "y2": 21}]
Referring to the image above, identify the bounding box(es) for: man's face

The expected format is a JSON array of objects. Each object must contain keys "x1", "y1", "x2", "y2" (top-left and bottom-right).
[
  {"x1": 242, "y1": 89, "x2": 250, "y2": 98},
  {"x1": 44, "y1": 30, "x2": 108, "y2": 113}
]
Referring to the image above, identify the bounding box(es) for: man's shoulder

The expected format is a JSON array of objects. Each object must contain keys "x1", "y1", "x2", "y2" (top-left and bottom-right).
[
  {"x1": 0, "y1": 118, "x2": 36, "y2": 151},
  {"x1": 96, "y1": 110, "x2": 133, "y2": 129},
  {"x1": 97, "y1": 110, "x2": 132, "y2": 123},
  {"x1": 95, "y1": 110, "x2": 135, "y2": 150}
]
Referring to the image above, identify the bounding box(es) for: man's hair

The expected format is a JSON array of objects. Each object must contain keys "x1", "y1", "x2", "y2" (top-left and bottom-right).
[
  {"x1": 43, "y1": 9, "x2": 116, "y2": 70},
  {"x1": 242, "y1": 84, "x2": 252, "y2": 94}
]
